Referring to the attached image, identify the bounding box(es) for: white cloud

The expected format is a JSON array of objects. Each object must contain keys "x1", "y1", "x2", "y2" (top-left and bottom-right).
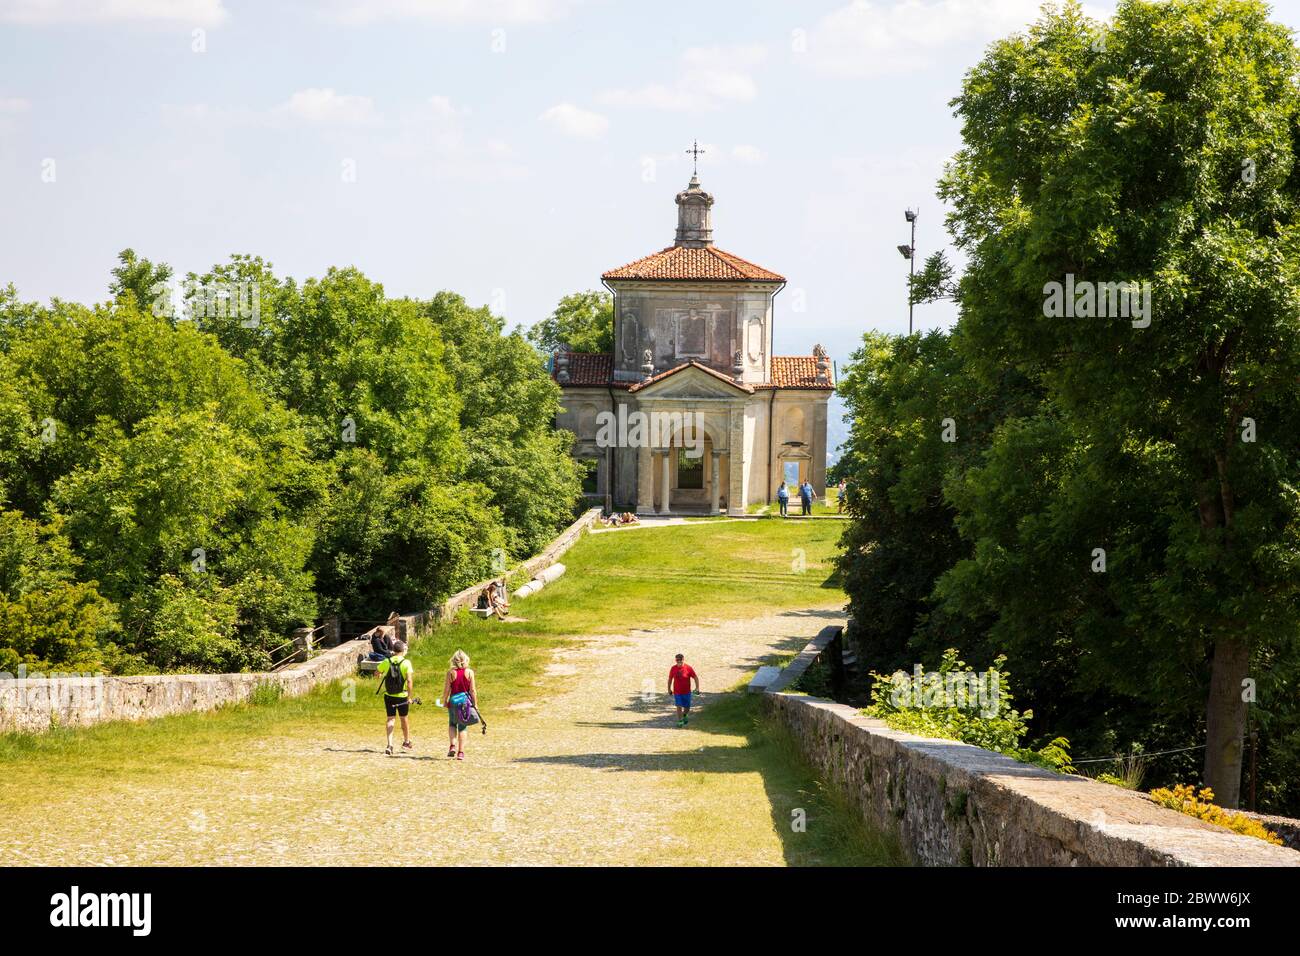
[
  {"x1": 732, "y1": 144, "x2": 765, "y2": 164},
  {"x1": 161, "y1": 91, "x2": 528, "y2": 182},
  {"x1": 427, "y1": 95, "x2": 468, "y2": 118},
  {"x1": 324, "y1": 0, "x2": 579, "y2": 24},
  {"x1": 800, "y1": 0, "x2": 1109, "y2": 77},
  {"x1": 600, "y1": 43, "x2": 767, "y2": 112},
  {"x1": 0, "y1": 0, "x2": 228, "y2": 25},
  {"x1": 539, "y1": 102, "x2": 609, "y2": 139},
  {"x1": 278, "y1": 88, "x2": 380, "y2": 126}
]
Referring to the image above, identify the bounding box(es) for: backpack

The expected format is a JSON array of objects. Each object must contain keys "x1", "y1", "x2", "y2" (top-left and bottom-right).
[{"x1": 383, "y1": 657, "x2": 407, "y2": 696}]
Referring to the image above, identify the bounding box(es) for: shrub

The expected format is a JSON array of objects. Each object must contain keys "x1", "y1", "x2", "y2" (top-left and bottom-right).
[
  {"x1": 863, "y1": 648, "x2": 1073, "y2": 773},
  {"x1": 1148, "y1": 784, "x2": 1282, "y2": 846}
]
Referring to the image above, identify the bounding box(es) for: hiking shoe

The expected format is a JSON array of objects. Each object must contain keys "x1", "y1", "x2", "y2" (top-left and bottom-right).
[
  {"x1": 447, "y1": 747, "x2": 457, "y2": 758},
  {"x1": 455, "y1": 751, "x2": 465, "y2": 761},
  {"x1": 402, "y1": 740, "x2": 413, "y2": 751},
  {"x1": 384, "y1": 745, "x2": 394, "y2": 756}
]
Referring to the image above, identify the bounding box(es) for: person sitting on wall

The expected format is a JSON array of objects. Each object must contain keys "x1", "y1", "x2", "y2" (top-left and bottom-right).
[
  {"x1": 482, "y1": 580, "x2": 510, "y2": 620},
  {"x1": 361, "y1": 612, "x2": 401, "y2": 661}
]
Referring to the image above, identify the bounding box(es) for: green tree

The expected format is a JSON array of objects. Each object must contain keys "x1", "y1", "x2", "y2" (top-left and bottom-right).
[
  {"x1": 423, "y1": 292, "x2": 583, "y2": 555},
  {"x1": 0, "y1": 582, "x2": 115, "y2": 673},
  {"x1": 527, "y1": 290, "x2": 613, "y2": 355},
  {"x1": 109, "y1": 248, "x2": 173, "y2": 315},
  {"x1": 938, "y1": 0, "x2": 1300, "y2": 805}
]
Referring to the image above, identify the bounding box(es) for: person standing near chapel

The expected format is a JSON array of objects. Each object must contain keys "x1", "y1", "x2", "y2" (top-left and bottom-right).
[
  {"x1": 375, "y1": 639, "x2": 414, "y2": 756},
  {"x1": 668, "y1": 653, "x2": 700, "y2": 727},
  {"x1": 777, "y1": 481, "x2": 790, "y2": 517},
  {"x1": 799, "y1": 479, "x2": 814, "y2": 516}
]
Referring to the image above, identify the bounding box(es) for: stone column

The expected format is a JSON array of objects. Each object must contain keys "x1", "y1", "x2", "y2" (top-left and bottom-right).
[
  {"x1": 812, "y1": 399, "x2": 829, "y2": 497},
  {"x1": 710, "y1": 449, "x2": 722, "y2": 514},
  {"x1": 727, "y1": 406, "x2": 746, "y2": 515},
  {"x1": 660, "y1": 449, "x2": 672, "y2": 514},
  {"x1": 291, "y1": 627, "x2": 314, "y2": 663},
  {"x1": 636, "y1": 444, "x2": 655, "y2": 515}
]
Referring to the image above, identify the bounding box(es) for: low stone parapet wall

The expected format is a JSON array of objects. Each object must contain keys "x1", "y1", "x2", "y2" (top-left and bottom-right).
[
  {"x1": 761, "y1": 631, "x2": 1300, "y2": 867},
  {"x1": 438, "y1": 508, "x2": 600, "y2": 620},
  {"x1": 0, "y1": 636, "x2": 375, "y2": 734}
]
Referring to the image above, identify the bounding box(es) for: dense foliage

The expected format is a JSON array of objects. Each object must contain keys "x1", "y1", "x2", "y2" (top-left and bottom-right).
[
  {"x1": 525, "y1": 289, "x2": 613, "y2": 355},
  {"x1": 864, "y1": 649, "x2": 1074, "y2": 773},
  {"x1": 0, "y1": 256, "x2": 582, "y2": 674},
  {"x1": 837, "y1": 0, "x2": 1300, "y2": 813}
]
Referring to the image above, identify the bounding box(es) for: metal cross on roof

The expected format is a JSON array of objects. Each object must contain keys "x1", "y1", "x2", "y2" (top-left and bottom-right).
[{"x1": 686, "y1": 139, "x2": 705, "y2": 176}]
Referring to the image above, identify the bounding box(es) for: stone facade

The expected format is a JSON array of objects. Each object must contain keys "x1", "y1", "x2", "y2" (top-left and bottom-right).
[{"x1": 553, "y1": 177, "x2": 833, "y2": 515}]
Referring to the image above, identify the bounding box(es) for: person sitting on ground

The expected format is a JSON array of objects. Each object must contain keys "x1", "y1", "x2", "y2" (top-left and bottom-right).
[{"x1": 361, "y1": 612, "x2": 401, "y2": 661}]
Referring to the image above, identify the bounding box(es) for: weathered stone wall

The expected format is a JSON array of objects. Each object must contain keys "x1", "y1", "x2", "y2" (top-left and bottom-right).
[
  {"x1": 762, "y1": 630, "x2": 1300, "y2": 867},
  {"x1": 438, "y1": 507, "x2": 600, "y2": 620},
  {"x1": 0, "y1": 636, "x2": 376, "y2": 733}
]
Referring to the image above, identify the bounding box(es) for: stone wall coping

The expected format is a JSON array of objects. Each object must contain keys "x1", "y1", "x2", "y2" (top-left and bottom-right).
[{"x1": 763, "y1": 624, "x2": 837, "y2": 694}]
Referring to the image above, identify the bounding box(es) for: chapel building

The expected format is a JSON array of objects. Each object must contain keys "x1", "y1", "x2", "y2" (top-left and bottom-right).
[{"x1": 552, "y1": 174, "x2": 832, "y2": 515}]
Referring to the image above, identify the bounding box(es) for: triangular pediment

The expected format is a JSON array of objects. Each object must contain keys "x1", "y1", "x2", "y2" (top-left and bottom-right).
[{"x1": 630, "y1": 362, "x2": 752, "y2": 399}]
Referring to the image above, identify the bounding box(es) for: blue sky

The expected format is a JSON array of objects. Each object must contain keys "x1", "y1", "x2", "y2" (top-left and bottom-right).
[{"x1": 3, "y1": 0, "x2": 1298, "y2": 416}]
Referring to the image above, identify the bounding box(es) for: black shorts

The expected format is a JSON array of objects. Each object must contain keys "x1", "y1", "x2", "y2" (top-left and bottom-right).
[{"x1": 384, "y1": 695, "x2": 410, "y2": 717}]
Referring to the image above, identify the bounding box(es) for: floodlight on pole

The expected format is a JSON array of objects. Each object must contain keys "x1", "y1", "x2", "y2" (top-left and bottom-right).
[{"x1": 900, "y1": 208, "x2": 918, "y2": 334}]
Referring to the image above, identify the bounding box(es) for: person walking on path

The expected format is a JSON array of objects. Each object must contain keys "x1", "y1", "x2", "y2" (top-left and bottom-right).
[
  {"x1": 442, "y1": 649, "x2": 479, "y2": 760},
  {"x1": 668, "y1": 653, "x2": 700, "y2": 727},
  {"x1": 799, "y1": 480, "x2": 814, "y2": 516},
  {"x1": 375, "y1": 640, "x2": 414, "y2": 755},
  {"x1": 776, "y1": 481, "x2": 790, "y2": 517}
]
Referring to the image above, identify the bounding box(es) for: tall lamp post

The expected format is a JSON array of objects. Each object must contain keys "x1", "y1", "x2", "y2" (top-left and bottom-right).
[{"x1": 897, "y1": 208, "x2": 918, "y2": 334}]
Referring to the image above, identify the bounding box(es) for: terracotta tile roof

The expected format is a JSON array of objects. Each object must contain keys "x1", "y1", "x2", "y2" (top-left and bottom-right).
[
  {"x1": 626, "y1": 360, "x2": 754, "y2": 394},
  {"x1": 756, "y1": 355, "x2": 835, "y2": 389},
  {"x1": 602, "y1": 245, "x2": 785, "y2": 282},
  {"x1": 551, "y1": 352, "x2": 623, "y2": 388}
]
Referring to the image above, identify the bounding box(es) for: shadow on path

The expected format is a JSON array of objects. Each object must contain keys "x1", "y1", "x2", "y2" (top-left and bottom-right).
[{"x1": 516, "y1": 688, "x2": 901, "y2": 866}]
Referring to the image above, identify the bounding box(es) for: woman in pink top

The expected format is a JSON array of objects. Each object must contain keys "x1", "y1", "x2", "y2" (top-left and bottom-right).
[{"x1": 442, "y1": 649, "x2": 478, "y2": 760}]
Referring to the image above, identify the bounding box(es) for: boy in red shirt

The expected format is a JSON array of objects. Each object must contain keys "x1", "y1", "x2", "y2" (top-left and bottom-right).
[{"x1": 668, "y1": 653, "x2": 700, "y2": 727}]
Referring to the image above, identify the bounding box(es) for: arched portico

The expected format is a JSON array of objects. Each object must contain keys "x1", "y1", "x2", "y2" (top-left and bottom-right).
[{"x1": 638, "y1": 410, "x2": 731, "y2": 516}]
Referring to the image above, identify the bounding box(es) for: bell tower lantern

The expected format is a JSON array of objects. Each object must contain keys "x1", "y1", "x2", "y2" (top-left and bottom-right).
[{"x1": 674, "y1": 174, "x2": 714, "y2": 248}]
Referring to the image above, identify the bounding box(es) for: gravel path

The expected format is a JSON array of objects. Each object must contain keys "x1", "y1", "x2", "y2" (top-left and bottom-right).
[{"x1": 2, "y1": 606, "x2": 845, "y2": 866}]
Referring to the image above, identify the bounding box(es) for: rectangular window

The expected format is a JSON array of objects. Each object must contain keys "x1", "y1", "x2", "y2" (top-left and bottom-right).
[{"x1": 677, "y1": 450, "x2": 703, "y2": 490}]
